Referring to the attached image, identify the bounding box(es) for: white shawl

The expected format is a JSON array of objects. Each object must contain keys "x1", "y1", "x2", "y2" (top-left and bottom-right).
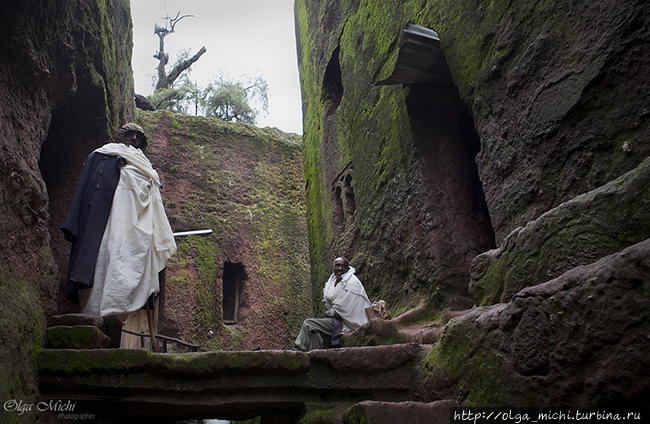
[
  {"x1": 323, "y1": 267, "x2": 372, "y2": 331},
  {"x1": 80, "y1": 143, "x2": 176, "y2": 316}
]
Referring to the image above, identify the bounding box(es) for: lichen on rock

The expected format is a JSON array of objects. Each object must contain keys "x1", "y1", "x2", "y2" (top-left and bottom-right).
[
  {"x1": 138, "y1": 110, "x2": 311, "y2": 351},
  {"x1": 469, "y1": 156, "x2": 650, "y2": 305},
  {"x1": 422, "y1": 239, "x2": 650, "y2": 407},
  {"x1": 0, "y1": 0, "x2": 134, "y2": 421}
]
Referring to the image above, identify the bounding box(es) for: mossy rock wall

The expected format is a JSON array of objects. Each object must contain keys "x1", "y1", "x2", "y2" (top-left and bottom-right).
[
  {"x1": 0, "y1": 0, "x2": 134, "y2": 422},
  {"x1": 138, "y1": 110, "x2": 311, "y2": 350},
  {"x1": 470, "y1": 156, "x2": 650, "y2": 305},
  {"x1": 296, "y1": 0, "x2": 496, "y2": 314},
  {"x1": 295, "y1": 0, "x2": 649, "y2": 313},
  {"x1": 422, "y1": 238, "x2": 650, "y2": 407}
]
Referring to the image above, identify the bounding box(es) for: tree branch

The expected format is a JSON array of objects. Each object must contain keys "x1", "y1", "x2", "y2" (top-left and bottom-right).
[
  {"x1": 167, "y1": 11, "x2": 193, "y2": 33},
  {"x1": 163, "y1": 46, "x2": 207, "y2": 88}
]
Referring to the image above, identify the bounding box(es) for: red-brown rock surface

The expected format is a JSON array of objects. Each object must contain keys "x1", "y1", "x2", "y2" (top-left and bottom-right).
[
  {"x1": 424, "y1": 238, "x2": 650, "y2": 407},
  {"x1": 37, "y1": 344, "x2": 427, "y2": 422},
  {"x1": 139, "y1": 110, "x2": 311, "y2": 351},
  {"x1": 0, "y1": 1, "x2": 134, "y2": 421}
]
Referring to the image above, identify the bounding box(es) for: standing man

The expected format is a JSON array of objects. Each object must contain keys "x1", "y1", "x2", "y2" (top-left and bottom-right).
[
  {"x1": 62, "y1": 123, "x2": 176, "y2": 348},
  {"x1": 295, "y1": 257, "x2": 371, "y2": 351}
]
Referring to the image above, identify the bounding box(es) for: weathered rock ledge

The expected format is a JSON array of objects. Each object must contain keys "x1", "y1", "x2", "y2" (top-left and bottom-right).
[
  {"x1": 38, "y1": 344, "x2": 428, "y2": 421},
  {"x1": 424, "y1": 238, "x2": 650, "y2": 407},
  {"x1": 470, "y1": 156, "x2": 650, "y2": 305}
]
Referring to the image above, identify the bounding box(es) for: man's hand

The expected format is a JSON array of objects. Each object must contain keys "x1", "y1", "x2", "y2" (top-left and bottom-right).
[{"x1": 325, "y1": 309, "x2": 343, "y2": 320}]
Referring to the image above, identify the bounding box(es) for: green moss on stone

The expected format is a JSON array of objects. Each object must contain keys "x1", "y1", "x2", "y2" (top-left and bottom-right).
[
  {"x1": 471, "y1": 157, "x2": 650, "y2": 304},
  {"x1": 0, "y1": 270, "x2": 45, "y2": 424},
  {"x1": 296, "y1": 0, "x2": 473, "y2": 314},
  {"x1": 37, "y1": 349, "x2": 310, "y2": 375},
  {"x1": 45, "y1": 326, "x2": 108, "y2": 349},
  {"x1": 342, "y1": 327, "x2": 407, "y2": 348},
  {"x1": 420, "y1": 319, "x2": 520, "y2": 406},
  {"x1": 135, "y1": 110, "x2": 310, "y2": 350},
  {"x1": 37, "y1": 349, "x2": 151, "y2": 374}
]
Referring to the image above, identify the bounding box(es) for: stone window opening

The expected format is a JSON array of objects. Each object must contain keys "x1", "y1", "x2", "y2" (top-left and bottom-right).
[{"x1": 222, "y1": 262, "x2": 245, "y2": 325}]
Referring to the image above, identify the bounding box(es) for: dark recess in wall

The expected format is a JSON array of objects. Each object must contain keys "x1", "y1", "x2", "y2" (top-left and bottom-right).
[
  {"x1": 39, "y1": 100, "x2": 107, "y2": 315},
  {"x1": 322, "y1": 46, "x2": 343, "y2": 116},
  {"x1": 405, "y1": 83, "x2": 495, "y2": 293},
  {"x1": 223, "y1": 262, "x2": 246, "y2": 324}
]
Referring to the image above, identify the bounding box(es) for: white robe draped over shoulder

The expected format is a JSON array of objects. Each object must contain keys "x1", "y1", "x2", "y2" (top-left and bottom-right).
[
  {"x1": 80, "y1": 143, "x2": 176, "y2": 316},
  {"x1": 323, "y1": 267, "x2": 371, "y2": 331}
]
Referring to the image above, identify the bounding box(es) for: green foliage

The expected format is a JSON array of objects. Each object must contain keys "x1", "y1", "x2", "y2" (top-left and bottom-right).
[
  {"x1": 148, "y1": 73, "x2": 269, "y2": 124},
  {"x1": 148, "y1": 85, "x2": 189, "y2": 112},
  {"x1": 205, "y1": 82, "x2": 255, "y2": 123},
  {"x1": 204, "y1": 75, "x2": 269, "y2": 124},
  {"x1": 299, "y1": 403, "x2": 351, "y2": 424}
]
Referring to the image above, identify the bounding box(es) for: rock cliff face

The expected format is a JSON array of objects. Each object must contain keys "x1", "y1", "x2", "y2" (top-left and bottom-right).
[
  {"x1": 470, "y1": 156, "x2": 650, "y2": 305},
  {"x1": 295, "y1": 0, "x2": 649, "y2": 312},
  {"x1": 424, "y1": 239, "x2": 650, "y2": 407},
  {"x1": 0, "y1": 1, "x2": 134, "y2": 421},
  {"x1": 420, "y1": 0, "x2": 650, "y2": 241},
  {"x1": 296, "y1": 0, "x2": 496, "y2": 313},
  {"x1": 138, "y1": 111, "x2": 311, "y2": 350},
  {"x1": 296, "y1": 0, "x2": 649, "y2": 409}
]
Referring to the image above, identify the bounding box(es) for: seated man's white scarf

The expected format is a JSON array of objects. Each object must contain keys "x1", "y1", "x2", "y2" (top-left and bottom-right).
[
  {"x1": 80, "y1": 143, "x2": 176, "y2": 316},
  {"x1": 323, "y1": 266, "x2": 371, "y2": 331}
]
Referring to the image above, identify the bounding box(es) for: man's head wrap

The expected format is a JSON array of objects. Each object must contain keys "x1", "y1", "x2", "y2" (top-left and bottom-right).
[{"x1": 118, "y1": 122, "x2": 147, "y2": 145}]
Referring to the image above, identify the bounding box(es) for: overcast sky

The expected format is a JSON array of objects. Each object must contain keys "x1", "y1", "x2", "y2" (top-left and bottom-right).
[{"x1": 130, "y1": 0, "x2": 303, "y2": 134}]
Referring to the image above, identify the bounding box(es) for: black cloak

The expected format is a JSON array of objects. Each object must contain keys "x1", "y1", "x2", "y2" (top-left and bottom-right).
[{"x1": 61, "y1": 152, "x2": 123, "y2": 303}]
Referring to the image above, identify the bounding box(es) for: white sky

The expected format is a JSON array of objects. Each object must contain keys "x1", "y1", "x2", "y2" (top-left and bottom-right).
[{"x1": 130, "y1": 0, "x2": 303, "y2": 134}]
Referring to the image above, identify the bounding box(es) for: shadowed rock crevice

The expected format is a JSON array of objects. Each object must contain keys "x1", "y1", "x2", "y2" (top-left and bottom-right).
[
  {"x1": 39, "y1": 100, "x2": 111, "y2": 315},
  {"x1": 405, "y1": 83, "x2": 495, "y2": 295},
  {"x1": 322, "y1": 46, "x2": 343, "y2": 117}
]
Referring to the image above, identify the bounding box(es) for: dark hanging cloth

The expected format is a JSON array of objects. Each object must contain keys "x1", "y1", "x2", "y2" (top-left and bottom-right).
[{"x1": 61, "y1": 152, "x2": 123, "y2": 303}]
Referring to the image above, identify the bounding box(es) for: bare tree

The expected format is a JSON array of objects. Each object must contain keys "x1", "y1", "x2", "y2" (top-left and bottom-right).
[{"x1": 153, "y1": 11, "x2": 206, "y2": 89}]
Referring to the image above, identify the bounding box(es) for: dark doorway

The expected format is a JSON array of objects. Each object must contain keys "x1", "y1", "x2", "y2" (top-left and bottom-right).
[
  {"x1": 405, "y1": 82, "x2": 495, "y2": 294},
  {"x1": 222, "y1": 262, "x2": 245, "y2": 324}
]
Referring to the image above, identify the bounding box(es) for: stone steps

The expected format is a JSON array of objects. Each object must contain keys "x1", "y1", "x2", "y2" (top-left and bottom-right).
[
  {"x1": 45, "y1": 313, "x2": 111, "y2": 349},
  {"x1": 37, "y1": 343, "x2": 431, "y2": 422}
]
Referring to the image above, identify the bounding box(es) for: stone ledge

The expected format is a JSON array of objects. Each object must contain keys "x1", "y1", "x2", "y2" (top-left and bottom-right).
[
  {"x1": 37, "y1": 348, "x2": 311, "y2": 376},
  {"x1": 46, "y1": 325, "x2": 110, "y2": 349},
  {"x1": 48, "y1": 314, "x2": 104, "y2": 328},
  {"x1": 309, "y1": 343, "x2": 422, "y2": 371},
  {"x1": 469, "y1": 156, "x2": 650, "y2": 305}
]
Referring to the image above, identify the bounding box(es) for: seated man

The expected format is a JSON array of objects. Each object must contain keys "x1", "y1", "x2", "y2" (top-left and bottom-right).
[{"x1": 295, "y1": 256, "x2": 371, "y2": 351}]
